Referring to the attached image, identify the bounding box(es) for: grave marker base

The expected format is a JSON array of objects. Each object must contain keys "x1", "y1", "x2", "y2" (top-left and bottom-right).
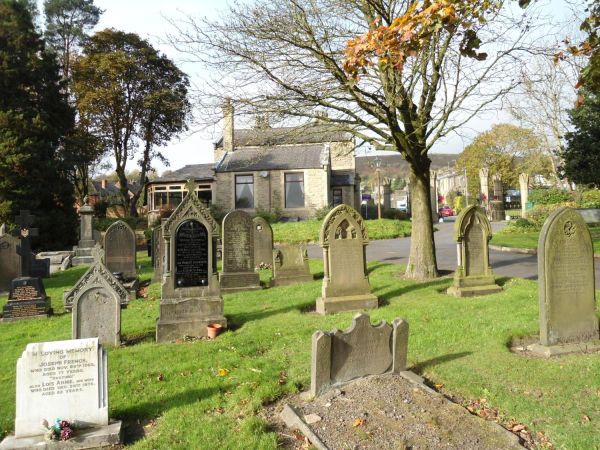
[
  {"x1": 447, "y1": 274, "x2": 501, "y2": 297},
  {"x1": 316, "y1": 294, "x2": 378, "y2": 315},
  {"x1": 219, "y1": 272, "x2": 261, "y2": 294},
  {"x1": 527, "y1": 340, "x2": 600, "y2": 357},
  {"x1": 0, "y1": 421, "x2": 122, "y2": 449},
  {"x1": 156, "y1": 296, "x2": 226, "y2": 343},
  {"x1": 270, "y1": 273, "x2": 313, "y2": 287}
]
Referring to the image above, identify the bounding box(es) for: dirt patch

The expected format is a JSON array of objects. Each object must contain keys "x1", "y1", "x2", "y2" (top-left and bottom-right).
[
  {"x1": 509, "y1": 335, "x2": 600, "y2": 359},
  {"x1": 266, "y1": 373, "x2": 525, "y2": 450}
]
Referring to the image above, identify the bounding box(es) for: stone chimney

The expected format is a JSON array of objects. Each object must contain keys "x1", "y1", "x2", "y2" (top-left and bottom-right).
[
  {"x1": 101, "y1": 179, "x2": 108, "y2": 189},
  {"x1": 223, "y1": 97, "x2": 234, "y2": 153}
]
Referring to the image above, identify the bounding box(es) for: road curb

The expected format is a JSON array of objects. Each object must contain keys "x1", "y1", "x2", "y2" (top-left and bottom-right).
[{"x1": 490, "y1": 245, "x2": 600, "y2": 260}]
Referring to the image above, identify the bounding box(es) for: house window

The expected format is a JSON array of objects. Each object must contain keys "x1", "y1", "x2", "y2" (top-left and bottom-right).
[
  {"x1": 235, "y1": 175, "x2": 254, "y2": 208},
  {"x1": 285, "y1": 173, "x2": 304, "y2": 208},
  {"x1": 333, "y1": 189, "x2": 343, "y2": 207},
  {"x1": 154, "y1": 187, "x2": 167, "y2": 209}
]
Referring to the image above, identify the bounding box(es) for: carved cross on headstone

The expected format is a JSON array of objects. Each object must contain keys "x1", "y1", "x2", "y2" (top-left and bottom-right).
[{"x1": 12, "y1": 210, "x2": 38, "y2": 278}]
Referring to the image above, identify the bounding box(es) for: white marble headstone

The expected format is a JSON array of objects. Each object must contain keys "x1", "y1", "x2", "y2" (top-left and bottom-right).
[{"x1": 15, "y1": 338, "x2": 108, "y2": 438}]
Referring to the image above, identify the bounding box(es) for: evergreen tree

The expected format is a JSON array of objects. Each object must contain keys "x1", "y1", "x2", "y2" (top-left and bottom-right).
[{"x1": 0, "y1": 0, "x2": 78, "y2": 249}]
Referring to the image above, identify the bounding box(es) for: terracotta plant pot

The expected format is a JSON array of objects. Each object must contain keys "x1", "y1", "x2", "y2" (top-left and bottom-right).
[{"x1": 207, "y1": 323, "x2": 223, "y2": 339}]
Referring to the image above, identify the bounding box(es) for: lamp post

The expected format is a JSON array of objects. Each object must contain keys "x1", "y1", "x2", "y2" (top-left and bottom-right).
[{"x1": 373, "y1": 155, "x2": 382, "y2": 219}]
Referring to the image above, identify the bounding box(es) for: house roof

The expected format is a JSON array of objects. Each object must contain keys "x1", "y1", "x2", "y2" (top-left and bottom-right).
[
  {"x1": 91, "y1": 181, "x2": 120, "y2": 196},
  {"x1": 216, "y1": 144, "x2": 328, "y2": 173},
  {"x1": 330, "y1": 170, "x2": 355, "y2": 187},
  {"x1": 216, "y1": 124, "x2": 353, "y2": 148},
  {"x1": 152, "y1": 164, "x2": 215, "y2": 183}
]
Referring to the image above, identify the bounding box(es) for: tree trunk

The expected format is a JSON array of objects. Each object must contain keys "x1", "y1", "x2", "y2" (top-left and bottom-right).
[{"x1": 405, "y1": 168, "x2": 439, "y2": 280}]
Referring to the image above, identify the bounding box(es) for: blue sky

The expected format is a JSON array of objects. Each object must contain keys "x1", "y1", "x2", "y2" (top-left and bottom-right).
[{"x1": 36, "y1": 0, "x2": 579, "y2": 174}]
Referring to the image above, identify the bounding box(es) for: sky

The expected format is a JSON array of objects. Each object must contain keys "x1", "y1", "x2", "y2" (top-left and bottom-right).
[{"x1": 36, "y1": 0, "x2": 578, "y2": 175}]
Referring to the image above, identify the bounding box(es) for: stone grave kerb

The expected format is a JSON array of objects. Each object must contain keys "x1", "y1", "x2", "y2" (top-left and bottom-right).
[
  {"x1": 65, "y1": 245, "x2": 128, "y2": 312},
  {"x1": 532, "y1": 206, "x2": 600, "y2": 354},
  {"x1": 161, "y1": 179, "x2": 221, "y2": 298},
  {"x1": 318, "y1": 204, "x2": 369, "y2": 284}
]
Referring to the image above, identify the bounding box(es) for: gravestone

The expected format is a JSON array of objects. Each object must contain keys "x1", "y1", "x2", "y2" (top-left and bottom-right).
[
  {"x1": 104, "y1": 220, "x2": 137, "y2": 278},
  {"x1": 219, "y1": 210, "x2": 261, "y2": 294},
  {"x1": 0, "y1": 234, "x2": 21, "y2": 293},
  {"x1": 490, "y1": 173, "x2": 505, "y2": 222},
  {"x1": 253, "y1": 217, "x2": 273, "y2": 267},
  {"x1": 68, "y1": 246, "x2": 126, "y2": 347},
  {"x1": 316, "y1": 204, "x2": 378, "y2": 315},
  {"x1": 528, "y1": 207, "x2": 600, "y2": 356},
  {"x1": 72, "y1": 198, "x2": 95, "y2": 266},
  {"x1": 30, "y1": 255, "x2": 50, "y2": 279},
  {"x1": 64, "y1": 246, "x2": 129, "y2": 313},
  {"x1": 311, "y1": 313, "x2": 409, "y2": 397},
  {"x1": 0, "y1": 338, "x2": 122, "y2": 449},
  {"x1": 93, "y1": 230, "x2": 103, "y2": 247},
  {"x1": 2, "y1": 277, "x2": 52, "y2": 322},
  {"x1": 270, "y1": 246, "x2": 313, "y2": 287},
  {"x1": 156, "y1": 179, "x2": 226, "y2": 343},
  {"x1": 151, "y1": 223, "x2": 164, "y2": 283},
  {"x1": 12, "y1": 210, "x2": 38, "y2": 278},
  {"x1": 448, "y1": 205, "x2": 501, "y2": 297}
]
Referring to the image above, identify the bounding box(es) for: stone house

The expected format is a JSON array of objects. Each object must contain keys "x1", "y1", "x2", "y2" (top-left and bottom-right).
[{"x1": 147, "y1": 103, "x2": 361, "y2": 223}]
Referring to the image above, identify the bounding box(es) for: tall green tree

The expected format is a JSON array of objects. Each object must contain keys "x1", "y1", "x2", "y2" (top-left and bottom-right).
[
  {"x1": 44, "y1": 0, "x2": 103, "y2": 82},
  {"x1": 72, "y1": 29, "x2": 190, "y2": 216},
  {"x1": 561, "y1": 89, "x2": 600, "y2": 186},
  {"x1": 456, "y1": 124, "x2": 550, "y2": 198},
  {"x1": 0, "y1": 0, "x2": 78, "y2": 249}
]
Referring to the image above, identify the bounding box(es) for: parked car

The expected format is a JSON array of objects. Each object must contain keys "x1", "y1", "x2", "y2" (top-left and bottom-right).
[{"x1": 440, "y1": 206, "x2": 454, "y2": 217}]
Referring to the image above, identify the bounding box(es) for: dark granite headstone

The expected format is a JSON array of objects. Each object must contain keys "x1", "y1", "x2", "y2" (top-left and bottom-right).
[
  {"x1": 175, "y1": 219, "x2": 208, "y2": 287},
  {"x1": 30, "y1": 256, "x2": 50, "y2": 279},
  {"x1": 2, "y1": 277, "x2": 52, "y2": 321}
]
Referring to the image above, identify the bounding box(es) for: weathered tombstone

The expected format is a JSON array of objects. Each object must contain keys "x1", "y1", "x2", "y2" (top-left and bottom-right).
[
  {"x1": 73, "y1": 198, "x2": 95, "y2": 266},
  {"x1": 0, "y1": 338, "x2": 122, "y2": 449},
  {"x1": 30, "y1": 255, "x2": 50, "y2": 279},
  {"x1": 311, "y1": 313, "x2": 409, "y2": 397},
  {"x1": 67, "y1": 246, "x2": 126, "y2": 347},
  {"x1": 151, "y1": 223, "x2": 164, "y2": 283},
  {"x1": 447, "y1": 205, "x2": 501, "y2": 297},
  {"x1": 253, "y1": 217, "x2": 273, "y2": 267},
  {"x1": 104, "y1": 220, "x2": 137, "y2": 278},
  {"x1": 93, "y1": 230, "x2": 103, "y2": 247},
  {"x1": 12, "y1": 210, "x2": 38, "y2": 277},
  {"x1": 2, "y1": 277, "x2": 52, "y2": 322},
  {"x1": 270, "y1": 246, "x2": 313, "y2": 287},
  {"x1": 64, "y1": 246, "x2": 129, "y2": 313},
  {"x1": 156, "y1": 179, "x2": 226, "y2": 343},
  {"x1": 0, "y1": 234, "x2": 21, "y2": 293},
  {"x1": 528, "y1": 207, "x2": 600, "y2": 356},
  {"x1": 220, "y1": 210, "x2": 261, "y2": 294},
  {"x1": 316, "y1": 204, "x2": 378, "y2": 315}
]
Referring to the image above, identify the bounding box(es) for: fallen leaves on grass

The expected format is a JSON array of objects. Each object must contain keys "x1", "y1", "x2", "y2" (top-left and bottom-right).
[
  {"x1": 582, "y1": 414, "x2": 591, "y2": 422},
  {"x1": 157, "y1": 374, "x2": 165, "y2": 381},
  {"x1": 353, "y1": 419, "x2": 366, "y2": 427},
  {"x1": 218, "y1": 368, "x2": 230, "y2": 377}
]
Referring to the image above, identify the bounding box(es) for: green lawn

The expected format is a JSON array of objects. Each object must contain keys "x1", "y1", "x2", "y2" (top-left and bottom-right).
[
  {"x1": 1, "y1": 253, "x2": 600, "y2": 449},
  {"x1": 272, "y1": 218, "x2": 411, "y2": 244},
  {"x1": 492, "y1": 226, "x2": 600, "y2": 253}
]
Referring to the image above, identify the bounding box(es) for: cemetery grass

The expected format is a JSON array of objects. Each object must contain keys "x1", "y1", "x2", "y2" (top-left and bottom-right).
[
  {"x1": 272, "y1": 218, "x2": 412, "y2": 245},
  {"x1": 0, "y1": 255, "x2": 598, "y2": 448},
  {"x1": 492, "y1": 225, "x2": 600, "y2": 253}
]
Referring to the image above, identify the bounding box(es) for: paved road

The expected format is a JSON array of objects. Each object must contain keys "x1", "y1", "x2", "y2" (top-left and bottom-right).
[{"x1": 304, "y1": 217, "x2": 600, "y2": 285}]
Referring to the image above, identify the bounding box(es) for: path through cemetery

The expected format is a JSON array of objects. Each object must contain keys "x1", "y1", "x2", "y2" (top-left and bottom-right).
[{"x1": 305, "y1": 217, "x2": 600, "y2": 286}]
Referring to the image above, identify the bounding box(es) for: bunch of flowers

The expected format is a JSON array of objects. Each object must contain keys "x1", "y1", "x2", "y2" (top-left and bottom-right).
[
  {"x1": 255, "y1": 262, "x2": 273, "y2": 270},
  {"x1": 42, "y1": 418, "x2": 75, "y2": 441}
]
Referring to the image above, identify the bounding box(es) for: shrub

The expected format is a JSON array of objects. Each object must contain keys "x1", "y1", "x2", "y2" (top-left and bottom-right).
[
  {"x1": 454, "y1": 196, "x2": 467, "y2": 215},
  {"x1": 580, "y1": 190, "x2": 600, "y2": 208},
  {"x1": 94, "y1": 217, "x2": 148, "y2": 232},
  {"x1": 314, "y1": 204, "x2": 333, "y2": 221},
  {"x1": 524, "y1": 202, "x2": 576, "y2": 230},
  {"x1": 382, "y1": 209, "x2": 409, "y2": 220},
  {"x1": 209, "y1": 203, "x2": 227, "y2": 226},
  {"x1": 158, "y1": 203, "x2": 177, "y2": 221},
  {"x1": 528, "y1": 188, "x2": 572, "y2": 205}
]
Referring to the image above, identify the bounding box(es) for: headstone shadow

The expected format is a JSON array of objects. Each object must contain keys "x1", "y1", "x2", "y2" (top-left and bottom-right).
[{"x1": 411, "y1": 351, "x2": 472, "y2": 374}]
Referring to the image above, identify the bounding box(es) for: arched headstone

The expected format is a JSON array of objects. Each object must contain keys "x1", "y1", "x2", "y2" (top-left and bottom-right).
[
  {"x1": 316, "y1": 204, "x2": 377, "y2": 315},
  {"x1": 529, "y1": 207, "x2": 600, "y2": 356},
  {"x1": 253, "y1": 217, "x2": 273, "y2": 267},
  {"x1": 448, "y1": 205, "x2": 501, "y2": 297},
  {"x1": 104, "y1": 220, "x2": 136, "y2": 278},
  {"x1": 270, "y1": 246, "x2": 313, "y2": 287}
]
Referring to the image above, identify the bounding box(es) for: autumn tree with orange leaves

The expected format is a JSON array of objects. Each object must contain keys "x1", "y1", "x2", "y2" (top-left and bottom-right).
[{"x1": 168, "y1": 0, "x2": 552, "y2": 280}]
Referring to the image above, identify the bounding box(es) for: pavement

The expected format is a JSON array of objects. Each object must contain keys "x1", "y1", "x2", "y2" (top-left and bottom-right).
[{"x1": 304, "y1": 216, "x2": 600, "y2": 286}]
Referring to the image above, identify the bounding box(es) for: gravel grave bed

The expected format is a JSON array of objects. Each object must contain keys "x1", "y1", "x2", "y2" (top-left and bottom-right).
[{"x1": 266, "y1": 373, "x2": 524, "y2": 450}]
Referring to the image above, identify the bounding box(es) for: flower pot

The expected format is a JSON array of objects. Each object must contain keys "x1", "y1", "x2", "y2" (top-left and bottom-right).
[{"x1": 207, "y1": 323, "x2": 223, "y2": 339}]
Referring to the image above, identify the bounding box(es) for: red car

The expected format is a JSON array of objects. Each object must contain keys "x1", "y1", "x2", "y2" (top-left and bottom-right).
[{"x1": 440, "y1": 206, "x2": 454, "y2": 217}]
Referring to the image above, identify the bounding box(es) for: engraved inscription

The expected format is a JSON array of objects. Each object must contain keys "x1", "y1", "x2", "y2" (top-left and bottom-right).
[
  {"x1": 10, "y1": 285, "x2": 43, "y2": 302},
  {"x1": 220, "y1": 274, "x2": 258, "y2": 288},
  {"x1": 465, "y1": 221, "x2": 485, "y2": 276},
  {"x1": 223, "y1": 213, "x2": 253, "y2": 272},
  {"x1": 104, "y1": 222, "x2": 135, "y2": 275},
  {"x1": 175, "y1": 220, "x2": 208, "y2": 287}
]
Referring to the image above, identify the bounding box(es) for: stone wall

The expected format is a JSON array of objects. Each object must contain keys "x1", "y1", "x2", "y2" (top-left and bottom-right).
[{"x1": 330, "y1": 142, "x2": 355, "y2": 171}]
